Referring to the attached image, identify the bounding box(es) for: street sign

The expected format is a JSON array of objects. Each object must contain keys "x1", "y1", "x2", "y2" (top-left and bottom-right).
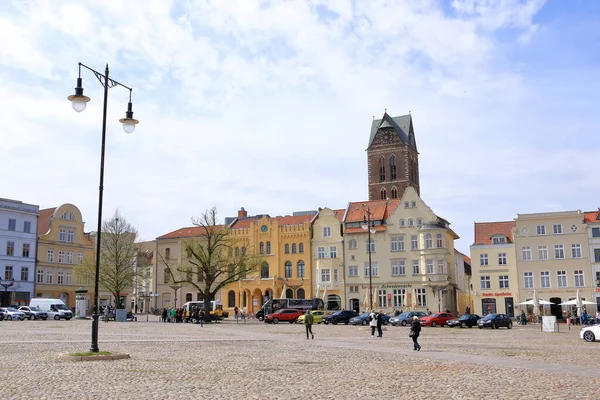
[{"x1": 174, "y1": 298, "x2": 177, "y2": 302}]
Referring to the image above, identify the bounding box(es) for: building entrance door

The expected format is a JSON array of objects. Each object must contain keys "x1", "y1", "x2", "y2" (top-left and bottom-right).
[
  {"x1": 350, "y1": 298, "x2": 359, "y2": 313},
  {"x1": 504, "y1": 297, "x2": 514, "y2": 317}
]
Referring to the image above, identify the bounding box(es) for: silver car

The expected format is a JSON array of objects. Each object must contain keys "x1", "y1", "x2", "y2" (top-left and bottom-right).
[{"x1": 0, "y1": 307, "x2": 26, "y2": 321}]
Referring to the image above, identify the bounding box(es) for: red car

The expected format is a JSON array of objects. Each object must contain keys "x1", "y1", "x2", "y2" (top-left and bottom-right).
[
  {"x1": 265, "y1": 308, "x2": 304, "y2": 324},
  {"x1": 419, "y1": 312, "x2": 456, "y2": 327}
]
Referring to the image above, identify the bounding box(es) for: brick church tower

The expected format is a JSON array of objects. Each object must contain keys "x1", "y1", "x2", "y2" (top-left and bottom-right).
[{"x1": 366, "y1": 112, "x2": 420, "y2": 200}]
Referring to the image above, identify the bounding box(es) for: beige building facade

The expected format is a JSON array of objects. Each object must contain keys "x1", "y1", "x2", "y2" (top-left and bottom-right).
[{"x1": 585, "y1": 211, "x2": 600, "y2": 311}]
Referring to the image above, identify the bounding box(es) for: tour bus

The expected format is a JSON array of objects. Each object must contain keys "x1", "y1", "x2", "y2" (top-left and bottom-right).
[
  {"x1": 256, "y1": 298, "x2": 325, "y2": 321},
  {"x1": 182, "y1": 300, "x2": 228, "y2": 322}
]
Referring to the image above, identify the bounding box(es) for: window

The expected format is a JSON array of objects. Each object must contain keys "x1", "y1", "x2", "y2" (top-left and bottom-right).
[
  {"x1": 36, "y1": 269, "x2": 44, "y2": 283},
  {"x1": 366, "y1": 239, "x2": 375, "y2": 253},
  {"x1": 57, "y1": 271, "x2": 65, "y2": 285},
  {"x1": 554, "y1": 245, "x2": 564, "y2": 259},
  {"x1": 348, "y1": 239, "x2": 357, "y2": 249},
  {"x1": 323, "y1": 227, "x2": 331, "y2": 238},
  {"x1": 6, "y1": 241, "x2": 14, "y2": 256},
  {"x1": 522, "y1": 246, "x2": 531, "y2": 261},
  {"x1": 59, "y1": 229, "x2": 66, "y2": 242},
  {"x1": 416, "y1": 288, "x2": 427, "y2": 307},
  {"x1": 498, "y1": 253, "x2": 507, "y2": 265},
  {"x1": 437, "y1": 260, "x2": 445, "y2": 274},
  {"x1": 425, "y1": 234, "x2": 433, "y2": 249},
  {"x1": 412, "y1": 260, "x2": 419, "y2": 275},
  {"x1": 390, "y1": 236, "x2": 404, "y2": 252},
  {"x1": 165, "y1": 248, "x2": 171, "y2": 259},
  {"x1": 436, "y1": 234, "x2": 443, "y2": 248},
  {"x1": 499, "y1": 275, "x2": 509, "y2": 289},
  {"x1": 592, "y1": 227, "x2": 600, "y2": 238},
  {"x1": 417, "y1": 218, "x2": 423, "y2": 226},
  {"x1": 285, "y1": 244, "x2": 290, "y2": 254},
  {"x1": 408, "y1": 219, "x2": 414, "y2": 227},
  {"x1": 390, "y1": 155, "x2": 397, "y2": 180},
  {"x1": 20, "y1": 267, "x2": 28, "y2": 281},
  {"x1": 333, "y1": 268, "x2": 339, "y2": 282},
  {"x1": 8, "y1": 218, "x2": 16, "y2": 231},
  {"x1": 492, "y1": 236, "x2": 506, "y2": 244},
  {"x1": 391, "y1": 187, "x2": 398, "y2": 199},
  {"x1": 538, "y1": 246, "x2": 548, "y2": 260},
  {"x1": 348, "y1": 266, "x2": 358, "y2": 276},
  {"x1": 379, "y1": 289, "x2": 388, "y2": 307},
  {"x1": 404, "y1": 201, "x2": 410, "y2": 208},
  {"x1": 411, "y1": 201, "x2": 416, "y2": 207},
  {"x1": 45, "y1": 269, "x2": 53, "y2": 284},
  {"x1": 329, "y1": 246, "x2": 337, "y2": 258},
  {"x1": 164, "y1": 268, "x2": 171, "y2": 284},
  {"x1": 392, "y1": 289, "x2": 405, "y2": 307},
  {"x1": 536, "y1": 225, "x2": 546, "y2": 235},
  {"x1": 66, "y1": 252, "x2": 73, "y2": 264},
  {"x1": 292, "y1": 244, "x2": 297, "y2": 254},
  {"x1": 595, "y1": 248, "x2": 600, "y2": 263},
  {"x1": 480, "y1": 276, "x2": 491, "y2": 289},
  {"x1": 266, "y1": 241, "x2": 271, "y2": 254},
  {"x1": 24, "y1": 221, "x2": 31, "y2": 233},
  {"x1": 22, "y1": 243, "x2": 30, "y2": 258},
  {"x1": 426, "y1": 260, "x2": 434, "y2": 274},
  {"x1": 4, "y1": 266, "x2": 13, "y2": 280},
  {"x1": 47, "y1": 249, "x2": 54, "y2": 263},
  {"x1": 321, "y1": 268, "x2": 331, "y2": 282},
  {"x1": 260, "y1": 263, "x2": 269, "y2": 279},
  {"x1": 65, "y1": 271, "x2": 73, "y2": 285},
  {"x1": 574, "y1": 270, "x2": 584, "y2": 287},
  {"x1": 557, "y1": 271, "x2": 567, "y2": 288},
  {"x1": 297, "y1": 261, "x2": 305, "y2": 278},
  {"x1": 399, "y1": 219, "x2": 406, "y2": 227},
  {"x1": 571, "y1": 244, "x2": 582, "y2": 258},
  {"x1": 411, "y1": 235, "x2": 418, "y2": 250},
  {"x1": 541, "y1": 271, "x2": 550, "y2": 288},
  {"x1": 317, "y1": 247, "x2": 325, "y2": 259},
  {"x1": 391, "y1": 260, "x2": 405, "y2": 276},
  {"x1": 285, "y1": 261, "x2": 292, "y2": 279},
  {"x1": 58, "y1": 251, "x2": 65, "y2": 263},
  {"x1": 524, "y1": 272, "x2": 534, "y2": 289},
  {"x1": 364, "y1": 262, "x2": 378, "y2": 276},
  {"x1": 259, "y1": 242, "x2": 264, "y2": 255},
  {"x1": 379, "y1": 156, "x2": 385, "y2": 182},
  {"x1": 480, "y1": 254, "x2": 488, "y2": 266},
  {"x1": 299, "y1": 243, "x2": 304, "y2": 253},
  {"x1": 553, "y1": 224, "x2": 562, "y2": 234},
  {"x1": 67, "y1": 230, "x2": 75, "y2": 243}
]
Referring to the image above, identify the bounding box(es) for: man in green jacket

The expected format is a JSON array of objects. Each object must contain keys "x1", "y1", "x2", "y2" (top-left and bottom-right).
[{"x1": 304, "y1": 309, "x2": 314, "y2": 339}]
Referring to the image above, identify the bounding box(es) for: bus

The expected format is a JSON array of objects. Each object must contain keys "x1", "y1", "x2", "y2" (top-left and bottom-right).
[
  {"x1": 182, "y1": 300, "x2": 229, "y2": 322},
  {"x1": 256, "y1": 298, "x2": 324, "y2": 321}
]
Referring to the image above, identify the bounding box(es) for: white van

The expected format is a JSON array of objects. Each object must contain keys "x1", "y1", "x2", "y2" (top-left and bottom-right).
[{"x1": 29, "y1": 298, "x2": 73, "y2": 320}]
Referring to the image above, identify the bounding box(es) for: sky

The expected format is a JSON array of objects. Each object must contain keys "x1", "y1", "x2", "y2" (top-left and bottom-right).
[{"x1": 1, "y1": 0, "x2": 599, "y2": 255}]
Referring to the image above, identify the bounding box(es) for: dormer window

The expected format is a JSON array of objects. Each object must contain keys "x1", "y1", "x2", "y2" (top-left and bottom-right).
[{"x1": 492, "y1": 236, "x2": 507, "y2": 244}]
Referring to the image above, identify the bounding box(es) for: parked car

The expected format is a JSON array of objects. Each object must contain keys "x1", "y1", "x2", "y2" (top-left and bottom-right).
[
  {"x1": 0, "y1": 307, "x2": 26, "y2": 321},
  {"x1": 478, "y1": 313, "x2": 513, "y2": 329},
  {"x1": 18, "y1": 306, "x2": 48, "y2": 320},
  {"x1": 265, "y1": 308, "x2": 303, "y2": 324},
  {"x1": 447, "y1": 314, "x2": 480, "y2": 328},
  {"x1": 296, "y1": 310, "x2": 326, "y2": 324},
  {"x1": 322, "y1": 310, "x2": 359, "y2": 325},
  {"x1": 390, "y1": 311, "x2": 426, "y2": 326},
  {"x1": 580, "y1": 324, "x2": 600, "y2": 342},
  {"x1": 349, "y1": 312, "x2": 391, "y2": 326},
  {"x1": 419, "y1": 312, "x2": 455, "y2": 327}
]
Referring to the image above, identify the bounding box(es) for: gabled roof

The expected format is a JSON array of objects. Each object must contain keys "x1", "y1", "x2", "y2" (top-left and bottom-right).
[
  {"x1": 157, "y1": 225, "x2": 224, "y2": 240},
  {"x1": 275, "y1": 214, "x2": 312, "y2": 226},
  {"x1": 367, "y1": 112, "x2": 417, "y2": 150},
  {"x1": 344, "y1": 199, "x2": 401, "y2": 223},
  {"x1": 38, "y1": 207, "x2": 56, "y2": 236},
  {"x1": 473, "y1": 221, "x2": 516, "y2": 245},
  {"x1": 584, "y1": 210, "x2": 600, "y2": 223},
  {"x1": 333, "y1": 209, "x2": 345, "y2": 223}
]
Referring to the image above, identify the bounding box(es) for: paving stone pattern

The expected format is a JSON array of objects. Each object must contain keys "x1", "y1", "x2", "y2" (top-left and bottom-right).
[{"x1": 0, "y1": 317, "x2": 598, "y2": 399}]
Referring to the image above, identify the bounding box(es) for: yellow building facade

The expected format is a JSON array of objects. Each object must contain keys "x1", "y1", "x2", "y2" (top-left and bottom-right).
[{"x1": 35, "y1": 204, "x2": 94, "y2": 310}]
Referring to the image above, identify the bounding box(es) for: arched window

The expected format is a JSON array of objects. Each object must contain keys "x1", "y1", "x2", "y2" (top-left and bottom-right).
[
  {"x1": 261, "y1": 262, "x2": 269, "y2": 279},
  {"x1": 390, "y1": 155, "x2": 397, "y2": 180},
  {"x1": 285, "y1": 244, "x2": 290, "y2": 254},
  {"x1": 292, "y1": 243, "x2": 297, "y2": 253},
  {"x1": 228, "y1": 290, "x2": 236, "y2": 307},
  {"x1": 286, "y1": 289, "x2": 293, "y2": 299},
  {"x1": 266, "y1": 241, "x2": 271, "y2": 254},
  {"x1": 297, "y1": 260, "x2": 305, "y2": 278},
  {"x1": 235, "y1": 247, "x2": 240, "y2": 256},
  {"x1": 259, "y1": 242, "x2": 264, "y2": 254},
  {"x1": 436, "y1": 234, "x2": 444, "y2": 248},
  {"x1": 297, "y1": 288, "x2": 305, "y2": 299},
  {"x1": 241, "y1": 247, "x2": 246, "y2": 255},
  {"x1": 425, "y1": 233, "x2": 433, "y2": 249},
  {"x1": 408, "y1": 219, "x2": 414, "y2": 227},
  {"x1": 299, "y1": 243, "x2": 304, "y2": 253},
  {"x1": 379, "y1": 156, "x2": 386, "y2": 182},
  {"x1": 185, "y1": 293, "x2": 192, "y2": 302},
  {"x1": 285, "y1": 261, "x2": 292, "y2": 278},
  {"x1": 391, "y1": 186, "x2": 398, "y2": 199},
  {"x1": 399, "y1": 219, "x2": 406, "y2": 227},
  {"x1": 417, "y1": 218, "x2": 423, "y2": 226},
  {"x1": 380, "y1": 187, "x2": 387, "y2": 200},
  {"x1": 242, "y1": 292, "x2": 247, "y2": 307}
]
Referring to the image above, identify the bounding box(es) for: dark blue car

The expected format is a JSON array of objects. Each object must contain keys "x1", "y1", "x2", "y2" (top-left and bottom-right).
[{"x1": 349, "y1": 312, "x2": 391, "y2": 326}]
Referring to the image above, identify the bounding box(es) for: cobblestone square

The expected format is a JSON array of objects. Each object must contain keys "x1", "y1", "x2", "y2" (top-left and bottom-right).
[{"x1": 1, "y1": 318, "x2": 598, "y2": 399}]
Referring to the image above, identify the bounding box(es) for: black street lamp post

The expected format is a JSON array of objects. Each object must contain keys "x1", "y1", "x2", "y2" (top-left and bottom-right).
[
  {"x1": 1, "y1": 278, "x2": 15, "y2": 306},
  {"x1": 68, "y1": 62, "x2": 139, "y2": 353},
  {"x1": 361, "y1": 206, "x2": 376, "y2": 311},
  {"x1": 170, "y1": 285, "x2": 183, "y2": 310}
]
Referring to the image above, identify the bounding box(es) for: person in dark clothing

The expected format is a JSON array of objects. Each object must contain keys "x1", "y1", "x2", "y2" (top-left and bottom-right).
[
  {"x1": 161, "y1": 308, "x2": 168, "y2": 323},
  {"x1": 410, "y1": 316, "x2": 421, "y2": 351},
  {"x1": 376, "y1": 309, "x2": 384, "y2": 337}
]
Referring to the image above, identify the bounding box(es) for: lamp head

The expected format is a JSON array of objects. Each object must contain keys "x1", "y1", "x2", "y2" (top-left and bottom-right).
[
  {"x1": 67, "y1": 77, "x2": 90, "y2": 112},
  {"x1": 119, "y1": 101, "x2": 139, "y2": 133}
]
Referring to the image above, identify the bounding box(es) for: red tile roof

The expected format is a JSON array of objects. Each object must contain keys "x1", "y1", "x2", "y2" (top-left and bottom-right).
[
  {"x1": 38, "y1": 208, "x2": 56, "y2": 236},
  {"x1": 230, "y1": 217, "x2": 259, "y2": 229},
  {"x1": 333, "y1": 209, "x2": 345, "y2": 223},
  {"x1": 275, "y1": 214, "x2": 312, "y2": 226},
  {"x1": 344, "y1": 199, "x2": 401, "y2": 223},
  {"x1": 462, "y1": 254, "x2": 471, "y2": 265},
  {"x1": 584, "y1": 210, "x2": 600, "y2": 223},
  {"x1": 473, "y1": 221, "x2": 516, "y2": 245},
  {"x1": 157, "y1": 225, "x2": 224, "y2": 240}
]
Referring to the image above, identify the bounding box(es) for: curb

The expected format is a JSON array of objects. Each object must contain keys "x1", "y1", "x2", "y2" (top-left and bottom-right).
[{"x1": 59, "y1": 353, "x2": 131, "y2": 362}]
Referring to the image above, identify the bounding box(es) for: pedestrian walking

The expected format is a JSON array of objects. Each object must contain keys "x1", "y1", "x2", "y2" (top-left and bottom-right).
[
  {"x1": 410, "y1": 316, "x2": 421, "y2": 351},
  {"x1": 161, "y1": 308, "x2": 167, "y2": 323},
  {"x1": 199, "y1": 310, "x2": 205, "y2": 327},
  {"x1": 369, "y1": 310, "x2": 378, "y2": 336},
  {"x1": 240, "y1": 308, "x2": 246, "y2": 324},
  {"x1": 304, "y1": 309, "x2": 314, "y2": 339},
  {"x1": 376, "y1": 309, "x2": 384, "y2": 337},
  {"x1": 234, "y1": 306, "x2": 239, "y2": 323}
]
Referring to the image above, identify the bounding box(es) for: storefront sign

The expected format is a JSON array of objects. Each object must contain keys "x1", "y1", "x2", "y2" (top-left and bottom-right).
[
  {"x1": 380, "y1": 284, "x2": 413, "y2": 289},
  {"x1": 595, "y1": 288, "x2": 600, "y2": 293},
  {"x1": 481, "y1": 292, "x2": 512, "y2": 297}
]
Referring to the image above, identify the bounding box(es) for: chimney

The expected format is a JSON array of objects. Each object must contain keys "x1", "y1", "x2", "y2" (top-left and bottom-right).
[{"x1": 238, "y1": 207, "x2": 247, "y2": 218}]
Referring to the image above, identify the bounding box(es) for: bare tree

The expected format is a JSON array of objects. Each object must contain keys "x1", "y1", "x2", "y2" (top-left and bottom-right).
[
  {"x1": 77, "y1": 210, "x2": 141, "y2": 310},
  {"x1": 160, "y1": 207, "x2": 262, "y2": 318}
]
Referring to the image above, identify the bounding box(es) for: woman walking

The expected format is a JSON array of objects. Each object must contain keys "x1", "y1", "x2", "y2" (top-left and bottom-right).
[{"x1": 410, "y1": 316, "x2": 421, "y2": 351}]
